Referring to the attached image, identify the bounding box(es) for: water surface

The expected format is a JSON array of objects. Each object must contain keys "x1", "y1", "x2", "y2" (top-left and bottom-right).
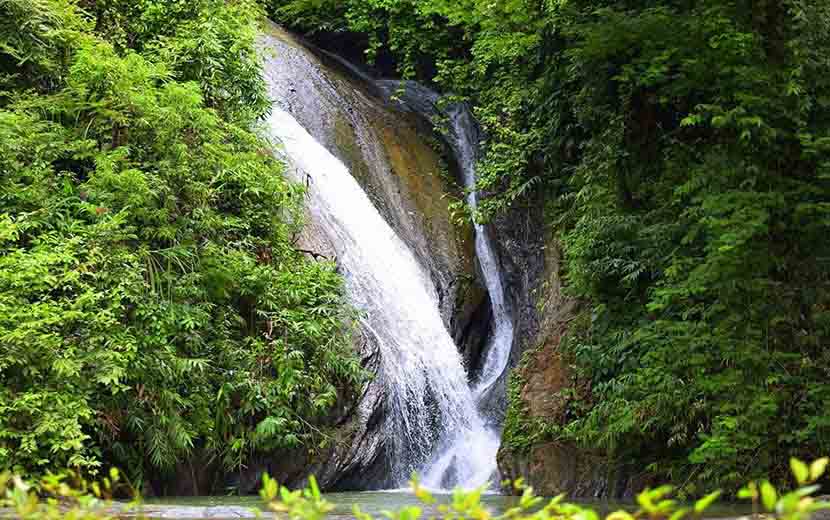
[{"x1": 144, "y1": 490, "x2": 751, "y2": 518}]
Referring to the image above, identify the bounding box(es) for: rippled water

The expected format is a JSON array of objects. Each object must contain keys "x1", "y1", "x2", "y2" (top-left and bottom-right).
[{"x1": 145, "y1": 491, "x2": 518, "y2": 516}]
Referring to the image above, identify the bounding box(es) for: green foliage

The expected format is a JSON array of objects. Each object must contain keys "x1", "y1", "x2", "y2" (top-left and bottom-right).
[
  {"x1": 0, "y1": 0, "x2": 361, "y2": 484},
  {"x1": 261, "y1": 474, "x2": 334, "y2": 520},
  {"x1": 0, "y1": 468, "x2": 134, "y2": 520},
  {"x1": 273, "y1": 0, "x2": 830, "y2": 491},
  {"x1": 260, "y1": 459, "x2": 830, "y2": 520},
  {"x1": 2, "y1": 459, "x2": 830, "y2": 520},
  {"x1": 79, "y1": 0, "x2": 270, "y2": 124},
  {"x1": 550, "y1": 0, "x2": 830, "y2": 491},
  {"x1": 500, "y1": 368, "x2": 533, "y2": 454}
]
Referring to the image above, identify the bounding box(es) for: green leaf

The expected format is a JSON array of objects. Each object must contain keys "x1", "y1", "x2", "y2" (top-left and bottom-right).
[
  {"x1": 308, "y1": 475, "x2": 321, "y2": 500},
  {"x1": 795, "y1": 485, "x2": 821, "y2": 498},
  {"x1": 737, "y1": 482, "x2": 758, "y2": 500},
  {"x1": 810, "y1": 458, "x2": 829, "y2": 481},
  {"x1": 695, "y1": 491, "x2": 721, "y2": 513},
  {"x1": 669, "y1": 507, "x2": 690, "y2": 520},
  {"x1": 606, "y1": 511, "x2": 635, "y2": 520},
  {"x1": 760, "y1": 481, "x2": 777, "y2": 511},
  {"x1": 791, "y1": 458, "x2": 810, "y2": 485}
]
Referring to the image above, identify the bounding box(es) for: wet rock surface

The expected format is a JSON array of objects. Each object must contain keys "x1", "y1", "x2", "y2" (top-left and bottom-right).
[
  {"x1": 490, "y1": 192, "x2": 549, "y2": 377},
  {"x1": 497, "y1": 441, "x2": 638, "y2": 499}
]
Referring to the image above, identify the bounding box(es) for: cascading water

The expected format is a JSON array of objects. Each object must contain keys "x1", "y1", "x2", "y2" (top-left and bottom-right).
[
  {"x1": 438, "y1": 98, "x2": 515, "y2": 401},
  {"x1": 376, "y1": 81, "x2": 516, "y2": 490},
  {"x1": 259, "y1": 25, "x2": 513, "y2": 491},
  {"x1": 264, "y1": 104, "x2": 484, "y2": 484}
]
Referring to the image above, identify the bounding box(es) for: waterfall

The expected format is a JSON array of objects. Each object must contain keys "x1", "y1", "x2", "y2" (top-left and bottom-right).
[
  {"x1": 444, "y1": 101, "x2": 515, "y2": 401},
  {"x1": 425, "y1": 102, "x2": 516, "y2": 490},
  {"x1": 375, "y1": 81, "x2": 516, "y2": 490},
  {"x1": 259, "y1": 26, "x2": 513, "y2": 491},
  {"x1": 264, "y1": 103, "x2": 485, "y2": 484}
]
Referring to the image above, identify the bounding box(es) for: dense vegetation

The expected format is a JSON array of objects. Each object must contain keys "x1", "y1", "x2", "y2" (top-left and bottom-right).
[
  {"x1": 3, "y1": 0, "x2": 829, "y2": 497},
  {"x1": 272, "y1": 0, "x2": 830, "y2": 492},
  {"x1": 0, "y1": 0, "x2": 361, "y2": 488}
]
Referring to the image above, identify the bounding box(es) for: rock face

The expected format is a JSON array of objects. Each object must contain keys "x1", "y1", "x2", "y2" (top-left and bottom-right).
[
  {"x1": 491, "y1": 190, "x2": 641, "y2": 498},
  {"x1": 495, "y1": 331, "x2": 640, "y2": 498},
  {"x1": 497, "y1": 441, "x2": 643, "y2": 499}
]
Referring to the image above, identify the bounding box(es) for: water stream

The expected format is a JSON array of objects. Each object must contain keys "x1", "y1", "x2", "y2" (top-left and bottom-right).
[
  {"x1": 376, "y1": 82, "x2": 516, "y2": 490},
  {"x1": 260, "y1": 27, "x2": 513, "y2": 491},
  {"x1": 265, "y1": 105, "x2": 484, "y2": 486},
  {"x1": 143, "y1": 492, "x2": 752, "y2": 519}
]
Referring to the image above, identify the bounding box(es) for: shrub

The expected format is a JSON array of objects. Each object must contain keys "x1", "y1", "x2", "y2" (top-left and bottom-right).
[{"x1": 0, "y1": 0, "x2": 362, "y2": 484}]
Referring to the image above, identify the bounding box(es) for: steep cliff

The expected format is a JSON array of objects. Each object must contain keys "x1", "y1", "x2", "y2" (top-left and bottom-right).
[{"x1": 493, "y1": 204, "x2": 645, "y2": 498}]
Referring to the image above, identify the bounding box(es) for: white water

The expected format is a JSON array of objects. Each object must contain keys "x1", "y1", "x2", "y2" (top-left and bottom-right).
[
  {"x1": 265, "y1": 106, "x2": 493, "y2": 486},
  {"x1": 454, "y1": 110, "x2": 515, "y2": 399},
  {"x1": 417, "y1": 102, "x2": 516, "y2": 491}
]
